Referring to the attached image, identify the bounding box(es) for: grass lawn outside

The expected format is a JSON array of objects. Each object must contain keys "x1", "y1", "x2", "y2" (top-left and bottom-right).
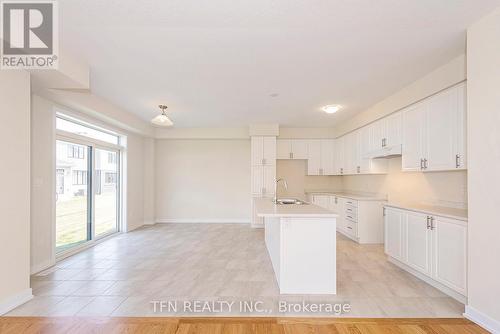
[{"x1": 56, "y1": 192, "x2": 118, "y2": 252}]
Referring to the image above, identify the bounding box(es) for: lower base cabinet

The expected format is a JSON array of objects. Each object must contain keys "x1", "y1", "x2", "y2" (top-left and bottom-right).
[
  {"x1": 311, "y1": 194, "x2": 385, "y2": 244},
  {"x1": 384, "y1": 207, "x2": 467, "y2": 300}
]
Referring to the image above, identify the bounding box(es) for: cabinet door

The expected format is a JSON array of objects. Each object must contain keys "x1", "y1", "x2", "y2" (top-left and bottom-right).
[
  {"x1": 262, "y1": 137, "x2": 276, "y2": 166},
  {"x1": 433, "y1": 217, "x2": 467, "y2": 294},
  {"x1": 321, "y1": 139, "x2": 335, "y2": 175},
  {"x1": 336, "y1": 197, "x2": 346, "y2": 232},
  {"x1": 291, "y1": 139, "x2": 308, "y2": 159},
  {"x1": 329, "y1": 196, "x2": 340, "y2": 213},
  {"x1": 370, "y1": 118, "x2": 386, "y2": 151},
  {"x1": 251, "y1": 166, "x2": 263, "y2": 196},
  {"x1": 402, "y1": 103, "x2": 427, "y2": 171},
  {"x1": 456, "y1": 83, "x2": 467, "y2": 169},
  {"x1": 344, "y1": 132, "x2": 358, "y2": 174},
  {"x1": 276, "y1": 139, "x2": 291, "y2": 159},
  {"x1": 312, "y1": 195, "x2": 330, "y2": 209},
  {"x1": 251, "y1": 137, "x2": 264, "y2": 166},
  {"x1": 358, "y1": 126, "x2": 372, "y2": 174},
  {"x1": 335, "y1": 137, "x2": 345, "y2": 175},
  {"x1": 385, "y1": 208, "x2": 404, "y2": 261},
  {"x1": 426, "y1": 88, "x2": 457, "y2": 170},
  {"x1": 385, "y1": 111, "x2": 402, "y2": 147},
  {"x1": 262, "y1": 165, "x2": 276, "y2": 197},
  {"x1": 405, "y1": 211, "x2": 432, "y2": 276},
  {"x1": 307, "y1": 140, "x2": 322, "y2": 175}
]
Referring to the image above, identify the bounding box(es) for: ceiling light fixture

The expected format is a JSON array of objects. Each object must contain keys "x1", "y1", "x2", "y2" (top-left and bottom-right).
[
  {"x1": 151, "y1": 105, "x2": 173, "y2": 127},
  {"x1": 322, "y1": 105, "x2": 342, "y2": 114}
]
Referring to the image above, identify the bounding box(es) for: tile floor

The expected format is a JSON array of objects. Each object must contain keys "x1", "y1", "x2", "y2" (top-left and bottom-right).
[{"x1": 7, "y1": 224, "x2": 464, "y2": 317}]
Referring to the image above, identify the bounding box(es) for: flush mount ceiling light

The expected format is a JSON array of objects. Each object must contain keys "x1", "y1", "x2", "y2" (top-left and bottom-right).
[
  {"x1": 322, "y1": 105, "x2": 342, "y2": 114},
  {"x1": 151, "y1": 105, "x2": 173, "y2": 127}
]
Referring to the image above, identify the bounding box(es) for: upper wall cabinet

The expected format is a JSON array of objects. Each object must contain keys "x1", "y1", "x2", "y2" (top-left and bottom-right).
[
  {"x1": 277, "y1": 139, "x2": 308, "y2": 160},
  {"x1": 402, "y1": 83, "x2": 466, "y2": 171},
  {"x1": 369, "y1": 111, "x2": 402, "y2": 152},
  {"x1": 251, "y1": 136, "x2": 276, "y2": 166},
  {"x1": 307, "y1": 139, "x2": 335, "y2": 175}
]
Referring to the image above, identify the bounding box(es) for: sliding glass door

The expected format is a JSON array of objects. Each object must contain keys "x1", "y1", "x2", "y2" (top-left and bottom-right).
[
  {"x1": 94, "y1": 148, "x2": 119, "y2": 238},
  {"x1": 55, "y1": 139, "x2": 120, "y2": 254},
  {"x1": 55, "y1": 140, "x2": 92, "y2": 252}
]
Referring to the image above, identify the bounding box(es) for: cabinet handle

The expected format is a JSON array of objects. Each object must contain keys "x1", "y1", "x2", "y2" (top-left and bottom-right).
[
  {"x1": 455, "y1": 154, "x2": 460, "y2": 168},
  {"x1": 347, "y1": 215, "x2": 353, "y2": 219},
  {"x1": 424, "y1": 159, "x2": 428, "y2": 169},
  {"x1": 383, "y1": 207, "x2": 386, "y2": 216},
  {"x1": 335, "y1": 197, "x2": 338, "y2": 204},
  {"x1": 357, "y1": 166, "x2": 360, "y2": 173},
  {"x1": 340, "y1": 168, "x2": 343, "y2": 175},
  {"x1": 430, "y1": 217, "x2": 435, "y2": 230},
  {"x1": 347, "y1": 226, "x2": 352, "y2": 230},
  {"x1": 426, "y1": 216, "x2": 431, "y2": 229},
  {"x1": 381, "y1": 138, "x2": 384, "y2": 148},
  {"x1": 420, "y1": 158, "x2": 424, "y2": 170},
  {"x1": 290, "y1": 152, "x2": 293, "y2": 159}
]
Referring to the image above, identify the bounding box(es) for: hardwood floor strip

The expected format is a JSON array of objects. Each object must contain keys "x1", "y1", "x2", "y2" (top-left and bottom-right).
[{"x1": 0, "y1": 317, "x2": 488, "y2": 334}]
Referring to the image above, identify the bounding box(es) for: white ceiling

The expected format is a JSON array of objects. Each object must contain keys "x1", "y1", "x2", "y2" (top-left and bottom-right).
[{"x1": 60, "y1": 0, "x2": 500, "y2": 127}]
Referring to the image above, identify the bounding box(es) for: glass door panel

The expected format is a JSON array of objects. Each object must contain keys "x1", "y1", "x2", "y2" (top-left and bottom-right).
[
  {"x1": 94, "y1": 148, "x2": 119, "y2": 237},
  {"x1": 56, "y1": 140, "x2": 91, "y2": 252}
]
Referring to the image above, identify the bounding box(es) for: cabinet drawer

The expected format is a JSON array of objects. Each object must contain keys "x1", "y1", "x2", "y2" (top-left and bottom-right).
[
  {"x1": 345, "y1": 199, "x2": 358, "y2": 207},
  {"x1": 345, "y1": 211, "x2": 357, "y2": 222},
  {"x1": 345, "y1": 218, "x2": 357, "y2": 237},
  {"x1": 345, "y1": 204, "x2": 357, "y2": 216}
]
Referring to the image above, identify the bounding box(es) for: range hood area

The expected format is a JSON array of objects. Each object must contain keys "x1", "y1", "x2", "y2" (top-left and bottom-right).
[{"x1": 368, "y1": 144, "x2": 402, "y2": 159}]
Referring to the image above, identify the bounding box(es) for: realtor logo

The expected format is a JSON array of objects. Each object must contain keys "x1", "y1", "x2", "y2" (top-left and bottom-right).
[{"x1": 1, "y1": 0, "x2": 58, "y2": 69}]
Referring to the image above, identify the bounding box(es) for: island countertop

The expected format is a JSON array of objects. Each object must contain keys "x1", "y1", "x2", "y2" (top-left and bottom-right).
[{"x1": 255, "y1": 198, "x2": 338, "y2": 218}]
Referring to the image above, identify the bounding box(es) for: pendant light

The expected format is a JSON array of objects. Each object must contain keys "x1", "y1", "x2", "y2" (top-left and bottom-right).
[{"x1": 151, "y1": 105, "x2": 173, "y2": 126}]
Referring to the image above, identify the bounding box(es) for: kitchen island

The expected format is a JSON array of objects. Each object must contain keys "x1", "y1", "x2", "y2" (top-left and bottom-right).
[{"x1": 254, "y1": 198, "x2": 338, "y2": 294}]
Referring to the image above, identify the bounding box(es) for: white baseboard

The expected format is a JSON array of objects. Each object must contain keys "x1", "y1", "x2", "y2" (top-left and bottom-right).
[
  {"x1": 31, "y1": 259, "x2": 56, "y2": 275},
  {"x1": 464, "y1": 305, "x2": 500, "y2": 333},
  {"x1": 156, "y1": 218, "x2": 250, "y2": 224},
  {"x1": 388, "y1": 257, "x2": 467, "y2": 304},
  {"x1": 0, "y1": 289, "x2": 33, "y2": 315}
]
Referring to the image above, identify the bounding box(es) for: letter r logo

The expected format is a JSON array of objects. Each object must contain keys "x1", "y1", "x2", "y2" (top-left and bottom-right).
[{"x1": 1, "y1": 2, "x2": 54, "y2": 55}]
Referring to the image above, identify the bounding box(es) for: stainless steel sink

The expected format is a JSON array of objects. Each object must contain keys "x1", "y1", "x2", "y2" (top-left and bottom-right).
[{"x1": 274, "y1": 198, "x2": 308, "y2": 205}]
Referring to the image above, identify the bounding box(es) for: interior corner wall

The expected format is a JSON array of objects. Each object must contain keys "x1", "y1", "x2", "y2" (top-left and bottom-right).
[
  {"x1": 126, "y1": 133, "x2": 145, "y2": 231},
  {"x1": 465, "y1": 6, "x2": 500, "y2": 331},
  {"x1": 0, "y1": 71, "x2": 32, "y2": 313}
]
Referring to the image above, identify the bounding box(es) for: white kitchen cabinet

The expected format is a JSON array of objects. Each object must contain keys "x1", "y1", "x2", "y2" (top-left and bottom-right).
[
  {"x1": 433, "y1": 216, "x2": 467, "y2": 295},
  {"x1": 369, "y1": 111, "x2": 402, "y2": 151},
  {"x1": 384, "y1": 207, "x2": 405, "y2": 262},
  {"x1": 251, "y1": 165, "x2": 276, "y2": 197},
  {"x1": 402, "y1": 83, "x2": 467, "y2": 172},
  {"x1": 402, "y1": 102, "x2": 427, "y2": 171},
  {"x1": 405, "y1": 211, "x2": 432, "y2": 276},
  {"x1": 384, "y1": 205, "x2": 467, "y2": 301},
  {"x1": 311, "y1": 195, "x2": 330, "y2": 209},
  {"x1": 307, "y1": 139, "x2": 335, "y2": 175},
  {"x1": 343, "y1": 132, "x2": 358, "y2": 175},
  {"x1": 335, "y1": 137, "x2": 345, "y2": 175},
  {"x1": 251, "y1": 136, "x2": 276, "y2": 166},
  {"x1": 276, "y1": 139, "x2": 308, "y2": 160}
]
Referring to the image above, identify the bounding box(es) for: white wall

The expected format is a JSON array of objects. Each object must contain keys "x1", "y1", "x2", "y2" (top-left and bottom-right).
[
  {"x1": 30, "y1": 95, "x2": 153, "y2": 272},
  {"x1": 0, "y1": 71, "x2": 32, "y2": 313},
  {"x1": 465, "y1": 6, "x2": 500, "y2": 331},
  {"x1": 342, "y1": 157, "x2": 467, "y2": 207},
  {"x1": 155, "y1": 139, "x2": 251, "y2": 222},
  {"x1": 143, "y1": 138, "x2": 155, "y2": 225}
]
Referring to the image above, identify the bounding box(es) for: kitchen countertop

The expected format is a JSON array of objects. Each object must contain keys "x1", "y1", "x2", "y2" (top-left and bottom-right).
[
  {"x1": 254, "y1": 198, "x2": 338, "y2": 218},
  {"x1": 384, "y1": 202, "x2": 468, "y2": 221},
  {"x1": 305, "y1": 190, "x2": 387, "y2": 201}
]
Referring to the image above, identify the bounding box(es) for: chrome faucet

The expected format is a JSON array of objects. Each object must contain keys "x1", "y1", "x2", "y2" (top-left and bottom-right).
[{"x1": 274, "y1": 178, "x2": 288, "y2": 203}]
